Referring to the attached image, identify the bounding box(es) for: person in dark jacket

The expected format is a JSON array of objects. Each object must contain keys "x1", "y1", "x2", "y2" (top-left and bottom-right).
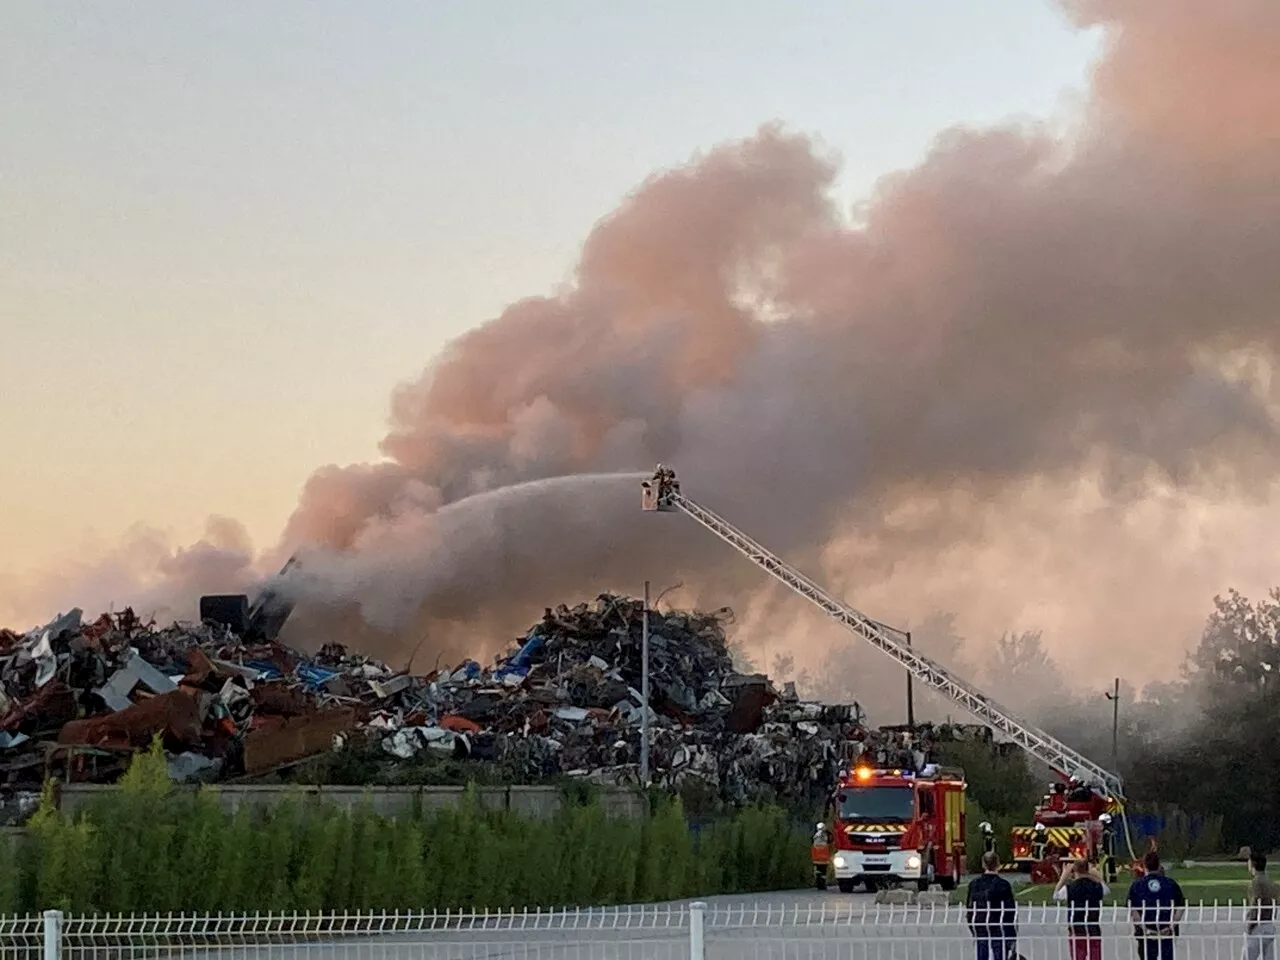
[
  {"x1": 968, "y1": 850, "x2": 1018, "y2": 960},
  {"x1": 1128, "y1": 852, "x2": 1185, "y2": 960},
  {"x1": 1054, "y1": 857, "x2": 1111, "y2": 960}
]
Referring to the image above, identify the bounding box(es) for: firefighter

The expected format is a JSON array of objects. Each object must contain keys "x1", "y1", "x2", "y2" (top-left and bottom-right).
[
  {"x1": 1099, "y1": 813, "x2": 1118, "y2": 883},
  {"x1": 811, "y1": 821, "x2": 831, "y2": 890},
  {"x1": 980, "y1": 821, "x2": 997, "y2": 857},
  {"x1": 1049, "y1": 782, "x2": 1068, "y2": 813},
  {"x1": 1032, "y1": 823, "x2": 1049, "y2": 862}
]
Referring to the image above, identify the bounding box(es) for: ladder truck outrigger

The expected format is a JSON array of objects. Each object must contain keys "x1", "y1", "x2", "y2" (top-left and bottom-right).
[{"x1": 640, "y1": 465, "x2": 1136, "y2": 887}]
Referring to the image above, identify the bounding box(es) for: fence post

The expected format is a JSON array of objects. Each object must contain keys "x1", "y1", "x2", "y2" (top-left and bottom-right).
[
  {"x1": 690, "y1": 901, "x2": 706, "y2": 960},
  {"x1": 42, "y1": 910, "x2": 63, "y2": 960}
]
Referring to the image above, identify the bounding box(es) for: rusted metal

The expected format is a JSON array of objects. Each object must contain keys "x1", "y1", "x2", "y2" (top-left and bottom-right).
[
  {"x1": 250, "y1": 682, "x2": 311, "y2": 717},
  {"x1": 57, "y1": 689, "x2": 204, "y2": 750},
  {"x1": 242, "y1": 708, "x2": 356, "y2": 774},
  {"x1": 0, "y1": 681, "x2": 78, "y2": 736}
]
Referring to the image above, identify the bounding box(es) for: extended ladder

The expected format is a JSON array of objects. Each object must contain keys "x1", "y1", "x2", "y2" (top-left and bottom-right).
[{"x1": 641, "y1": 466, "x2": 1125, "y2": 800}]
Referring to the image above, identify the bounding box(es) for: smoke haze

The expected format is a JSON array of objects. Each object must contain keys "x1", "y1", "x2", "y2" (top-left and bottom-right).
[{"x1": 8, "y1": 0, "x2": 1280, "y2": 717}]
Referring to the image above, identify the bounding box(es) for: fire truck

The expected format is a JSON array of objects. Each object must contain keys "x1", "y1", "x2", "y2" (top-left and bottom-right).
[
  {"x1": 1010, "y1": 779, "x2": 1124, "y2": 879},
  {"x1": 823, "y1": 763, "x2": 967, "y2": 893},
  {"x1": 641, "y1": 466, "x2": 1135, "y2": 886}
]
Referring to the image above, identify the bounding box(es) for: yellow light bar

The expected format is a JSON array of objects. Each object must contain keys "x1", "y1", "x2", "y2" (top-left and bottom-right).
[{"x1": 856, "y1": 767, "x2": 872, "y2": 781}]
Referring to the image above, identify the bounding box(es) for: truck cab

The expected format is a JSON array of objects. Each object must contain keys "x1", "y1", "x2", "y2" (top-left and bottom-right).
[{"x1": 827, "y1": 765, "x2": 966, "y2": 893}]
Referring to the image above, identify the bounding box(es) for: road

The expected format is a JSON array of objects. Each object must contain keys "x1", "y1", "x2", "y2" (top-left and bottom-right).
[{"x1": 49, "y1": 888, "x2": 1254, "y2": 960}]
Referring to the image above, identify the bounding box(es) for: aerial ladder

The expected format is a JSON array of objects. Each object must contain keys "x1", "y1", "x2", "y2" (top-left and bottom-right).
[{"x1": 641, "y1": 465, "x2": 1138, "y2": 863}]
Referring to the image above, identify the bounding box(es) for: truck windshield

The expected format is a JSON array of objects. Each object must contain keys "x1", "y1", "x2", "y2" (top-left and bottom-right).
[{"x1": 837, "y1": 786, "x2": 914, "y2": 822}]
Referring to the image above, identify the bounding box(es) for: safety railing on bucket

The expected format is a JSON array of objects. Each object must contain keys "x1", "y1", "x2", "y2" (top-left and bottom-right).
[{"x1": 0, "y1": 902, "x2": 1270, "y2": 960}]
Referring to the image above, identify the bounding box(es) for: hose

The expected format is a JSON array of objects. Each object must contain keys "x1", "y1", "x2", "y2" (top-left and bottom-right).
[{"x1": 1117, "y1": 801, "x2": 1140, "y2": 862}]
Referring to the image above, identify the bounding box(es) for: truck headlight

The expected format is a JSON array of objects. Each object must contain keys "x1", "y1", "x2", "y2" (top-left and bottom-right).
[
  {"x1": 907, "y1": 855, "x2": 922, "y2": 870},
  {"x1": 833, "y1": 855, "x2": 848, "y2": 869}
]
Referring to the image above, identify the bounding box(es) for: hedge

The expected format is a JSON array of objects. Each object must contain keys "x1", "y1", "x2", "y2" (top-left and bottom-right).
[{"x1": 2, "y1": 742, "x2": 810, "y2": 914}]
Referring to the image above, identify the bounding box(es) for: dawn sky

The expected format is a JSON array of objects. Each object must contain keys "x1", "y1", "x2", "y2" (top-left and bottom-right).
[{"x1": 0, "y1": 2, "x2": 1100, "y2": 601}]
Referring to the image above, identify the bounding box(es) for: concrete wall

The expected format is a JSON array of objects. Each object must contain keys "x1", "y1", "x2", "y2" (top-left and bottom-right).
[{"x1": 55, "y1": 783, "x2": 649, "y2": 821}]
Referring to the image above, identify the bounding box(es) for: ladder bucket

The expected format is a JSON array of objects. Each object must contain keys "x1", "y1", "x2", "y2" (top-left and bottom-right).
[
  {"x1": 641, "y1": 479, "x2": 661, "y2": 511},
  {"x1": 641, "y1": 479, "x2": 676, "y2": 512}
]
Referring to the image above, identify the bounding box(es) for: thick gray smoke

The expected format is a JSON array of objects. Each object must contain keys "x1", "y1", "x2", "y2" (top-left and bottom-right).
[
  {"x1": 275, "y1": 0, "x2": 1280, "y2": 687},
  {"x1": 10, "y1": 0, "x2": 1280, "y2": 713}
]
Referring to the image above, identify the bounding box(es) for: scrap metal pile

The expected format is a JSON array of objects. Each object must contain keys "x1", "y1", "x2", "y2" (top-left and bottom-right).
[
  {"x1": 376, "y1": 595, "x2": 876, "y2": 803},
  {"x1": 1, "y1": 594, "x2": 995, "y2": 817},
  {"x1": 0, "y1": 607, "x2": 361, "y2": 793}
]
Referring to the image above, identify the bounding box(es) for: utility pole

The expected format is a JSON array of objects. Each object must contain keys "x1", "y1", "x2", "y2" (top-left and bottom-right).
[
  {"x1": 640, "y1": 580, "x2": 651, "y2": 786},
  {"x1": 905, "y1": 631, "x2": 915, "y2": 728},
  {"x1": 1105, "y1": 677, "x2": 1120, "y2": 771}
]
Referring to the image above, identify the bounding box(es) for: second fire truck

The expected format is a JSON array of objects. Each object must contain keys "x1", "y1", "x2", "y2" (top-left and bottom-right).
[
  {"x1": 824, "y1": 763, "x2": 967, "y2": 892},
  {"x1": 1011, "y1": 779, "x2": 1124, "y2": 880}
]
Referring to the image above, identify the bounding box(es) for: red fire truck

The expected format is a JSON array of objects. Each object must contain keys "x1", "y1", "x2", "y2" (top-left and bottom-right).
[
  {"x1": 1010, "y1": 778, "x2": 1123, "y2": 879},
  {"x1": 824, "y1": 764, "x2": 967, "y2": 893}
]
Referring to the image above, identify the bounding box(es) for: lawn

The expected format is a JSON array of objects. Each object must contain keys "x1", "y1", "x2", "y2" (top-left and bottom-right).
[{"x1": 956, "y1": 866, "x2": 1253, "y2": 905}]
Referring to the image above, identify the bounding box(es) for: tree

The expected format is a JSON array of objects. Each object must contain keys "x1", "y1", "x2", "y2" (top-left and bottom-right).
[
  {"x1": 982, "y1": 630, "x2": 1065, "y2": 715},
  {"x1": 1125, "y1": 587, "x2": 1280, "y2": 853},
  {"x1": 906, "y1": 612, "x2": 977, "y2": 722},
  {"x1": 911, "y1": 612, "x2": 972, "y2": 677},
  {"x1": 1189, "y1": 588, "x2": 1280, "y2": 690},
  {"x1": 803, "y1": 610, "x2": 977, "y2": 721}
]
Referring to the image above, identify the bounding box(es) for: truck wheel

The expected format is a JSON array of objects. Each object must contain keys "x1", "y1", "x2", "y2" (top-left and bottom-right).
[
  {"x1": 815, "y1": 873, "x2": 828, "y2": 891},
  {"x1": 837, "y1": 878, "x2": 855, "y2": 894}
]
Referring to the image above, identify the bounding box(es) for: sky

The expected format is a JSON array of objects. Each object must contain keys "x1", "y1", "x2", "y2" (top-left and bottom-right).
[{"x1": 0, "y1": 2, "x2": 1101, "y2": 601}]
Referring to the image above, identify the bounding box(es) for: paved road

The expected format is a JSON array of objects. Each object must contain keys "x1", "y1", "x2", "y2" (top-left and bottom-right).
[{"x1": 43, "y1": 889, "x2": 1255, "y2": 960}]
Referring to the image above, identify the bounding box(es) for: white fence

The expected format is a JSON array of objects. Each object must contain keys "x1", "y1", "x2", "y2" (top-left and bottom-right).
[{"x1": 0, "y1": 904, "x2": 1270, "y2": 960}]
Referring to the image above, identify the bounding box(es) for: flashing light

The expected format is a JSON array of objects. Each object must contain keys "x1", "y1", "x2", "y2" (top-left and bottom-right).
[{"x1": 856, "y1": 767, "x2": 872, "y2": 781}]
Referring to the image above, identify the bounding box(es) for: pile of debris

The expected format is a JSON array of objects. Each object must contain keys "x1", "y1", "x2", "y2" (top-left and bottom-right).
[
  {"x1": 0, "y1": 595, "x2": 992, "y2": 819},
  {"x1": 0, "y1": 607, "x2": 365, "y2": 794},
  {"x1": 375, "y1": 595, "x2": 876, "y2": 803}
]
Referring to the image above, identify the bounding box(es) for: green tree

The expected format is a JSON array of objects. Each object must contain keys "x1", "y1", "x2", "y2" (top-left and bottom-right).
[
  {"x1": 933, "y1": 739, "x2": 1037, "y2": 820},
  {"x1": 1126, "y1": 587, "x2": 1280, "y2": 853},
  {"x1": 8, "y1": 750, "x2": 814, "y2": 912}
]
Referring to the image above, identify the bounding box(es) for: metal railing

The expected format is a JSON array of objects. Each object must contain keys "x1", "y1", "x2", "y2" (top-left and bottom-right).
[{"x1": 1, "y1": 902, "x2": 1272, "y2": 960}]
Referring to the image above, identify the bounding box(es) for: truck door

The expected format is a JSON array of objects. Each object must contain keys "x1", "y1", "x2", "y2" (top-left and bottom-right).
[
  {"x1": 916, "y1": 786, "x2": 936, "y2": 846},
  {"x1": 944, "y1": 786, "x2": 964, "y2": 852}
]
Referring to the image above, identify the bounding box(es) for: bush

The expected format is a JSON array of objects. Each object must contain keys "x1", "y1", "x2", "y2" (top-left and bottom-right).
[
  {"x1": 933, "y1": 741, "x2": 1038, "y2": 820},
  {"x1": 964, "y1": 798, "x2": 1022, "y2": 872},
  {"x1": 7, "y1": 743, "x2": 810, "y2": 913}
]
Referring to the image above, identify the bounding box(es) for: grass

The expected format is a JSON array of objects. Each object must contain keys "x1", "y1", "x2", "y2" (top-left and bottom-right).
[{"x1": 955, "y1": 866, "x2": 1253, "y2": 905}]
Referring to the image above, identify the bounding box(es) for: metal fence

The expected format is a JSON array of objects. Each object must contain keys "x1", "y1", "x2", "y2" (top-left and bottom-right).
[{"x1": 0, "y1": 903, "x2": 1270, "y2": 960}]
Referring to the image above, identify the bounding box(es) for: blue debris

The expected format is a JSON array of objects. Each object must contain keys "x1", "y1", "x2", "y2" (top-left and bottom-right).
[
  {"x1": 244, "y1": 660, "x2": 284, "y2": 680},
  {"x1": 496, "y1": 629, "x2": 544, "y2": 680},
  {"x1": 296, "y1": 662, "x2": 341, "y2": 689}
]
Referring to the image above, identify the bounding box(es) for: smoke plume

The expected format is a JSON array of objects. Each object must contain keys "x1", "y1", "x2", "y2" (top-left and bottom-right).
[{"x1": 12, "y1": 0, "x2": 1280, "y2": 711}]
